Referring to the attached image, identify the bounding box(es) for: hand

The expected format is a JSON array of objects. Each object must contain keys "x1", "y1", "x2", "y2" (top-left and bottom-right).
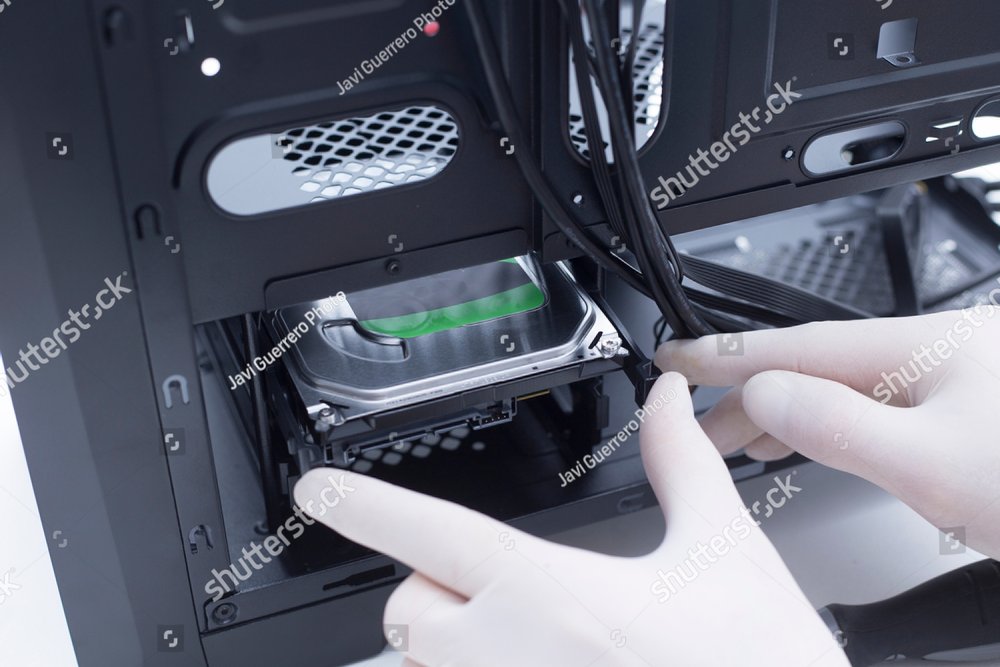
[
  {"x1": 295, "y1": 373, "x2": 848, "y2": 667},
  {"x1": 657, "y1": 307, "x2": 1000, "y2": 559}
]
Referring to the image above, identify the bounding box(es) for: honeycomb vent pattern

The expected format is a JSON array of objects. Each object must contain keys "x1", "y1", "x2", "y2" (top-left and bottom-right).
[{"x1": 276, "y1": 105, "x2": 459, "y2": 203}]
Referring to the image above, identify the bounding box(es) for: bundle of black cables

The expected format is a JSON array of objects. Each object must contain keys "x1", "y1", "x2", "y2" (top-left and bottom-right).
[{"x1": 464, "y1": 0, "x2": 874, "y2": 342}]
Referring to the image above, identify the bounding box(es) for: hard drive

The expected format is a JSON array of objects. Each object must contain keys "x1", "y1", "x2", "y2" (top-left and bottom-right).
[{"x1": 268, "y1": 257, "x2": 626, "y2": 457}]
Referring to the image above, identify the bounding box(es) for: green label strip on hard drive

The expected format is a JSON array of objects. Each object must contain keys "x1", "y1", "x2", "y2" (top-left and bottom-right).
[{"x1": 360, "y1": 281, "x2": 545, "y2": 339}]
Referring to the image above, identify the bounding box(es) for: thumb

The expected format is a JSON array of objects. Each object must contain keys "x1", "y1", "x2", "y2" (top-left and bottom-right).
[
  {"x1": 741, "y1": 370, "x2": 912, "y2": 487},
  {"x1": 639, "y1": 372, "x2": 746, "y2": 530}
]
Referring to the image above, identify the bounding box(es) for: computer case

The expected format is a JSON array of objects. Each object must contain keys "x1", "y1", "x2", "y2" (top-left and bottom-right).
[{"x1": 3, "y1": 1, "x2": 1000, "y2": 665}]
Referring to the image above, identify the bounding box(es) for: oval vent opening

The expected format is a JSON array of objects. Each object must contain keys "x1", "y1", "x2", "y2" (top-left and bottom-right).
[{"x1": 207, "y1": 105, "x2": 460, "y2": 216}]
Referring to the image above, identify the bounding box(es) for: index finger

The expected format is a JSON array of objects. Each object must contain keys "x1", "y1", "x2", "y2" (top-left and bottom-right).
[
  {"x1": 293, "y1": 470, "x2": 531, "y2": 598},
  {"x1": 655, "y1": 312, "x2": 960, "y2": 391}
]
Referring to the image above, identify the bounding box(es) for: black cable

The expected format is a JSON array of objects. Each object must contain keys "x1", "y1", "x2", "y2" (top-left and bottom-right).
[
  {"x1": 622, "y1": 0, "x2": 646, "y2": 130},
  {"x1": 560, "y1": 0, "x2": 691, "y2": 337},
  {"x1": 692, "y1": 304, "x2": 754, "y2": 333},
  {"x1": 566, "y1": 1, "x2": 778, "y2": 336},
  {"x1": 565, "y1": 6, "x2": 628, "y2": 240},
  {"x1": 579, "y1": 0, "x2": 683, "y2": 287},
  {"x1": 681, "y1": 254, "x2": 873, "y2": 321},
  {"x1": 580, "y1": 0, "x2": 713, "y2": 337},
  {"x1": 653, "y1": 315, "x2": 669, "y2": 348},
  {"x1": 580, "y1": 1, "x2": 879, "y2": 333},
  {"x1": 564, "y1": 1, "x2": 687, "y2": 315},
  {"x1": 464, "y1": 0, "x2": 651, "y2": 298},
  {"x1": 472, "y1": 0, "x2": 874, "y2": 345},
  {"x1": 684, "y1": 288, "x2": 802, "y2": 328}
]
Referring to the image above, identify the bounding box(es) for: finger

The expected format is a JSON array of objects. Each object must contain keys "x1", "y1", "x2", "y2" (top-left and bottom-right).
[
  {"x1": 639, "y1": 372, "x2": 747, "y2": 528},
  {"x1": 385, "y1": 573, "x2": 465, "y2": 665},
  {"x1": 401, "y1": 660, "x2": 424, "y2": 667},
  {"x1": 385, "y1": 572, "x2": 465, "y2": 627},
  {"x1": 656, "y1": 314, "x2": 954, "y2": 393},
  {"x1": 293, "y1": 471, "x2": 534, "y2": 597},
  {"x1": 744, "y1": 434, "x2": 795, "y2": 462},
  {"x1": 741, "y1": 370, "x2": 914, "y2": 484},
  {"x1": 697, "y1": 386, "x2": 765, "y2": 456}
]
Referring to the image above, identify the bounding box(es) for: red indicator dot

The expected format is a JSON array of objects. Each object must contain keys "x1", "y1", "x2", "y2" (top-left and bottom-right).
[{"x1": 424, "y1": 21, "x2": 440, "y2": 37}]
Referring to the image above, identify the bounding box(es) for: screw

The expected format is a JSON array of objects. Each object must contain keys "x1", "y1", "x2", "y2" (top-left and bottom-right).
[
  {"x1": 598, "y1": 337, "x2": 622, "y2": 358},
  {"x1": 318, "y1": 407, "x2": 344, "y2": 427},
  {"x1": 385, "y1": 259, "x2": 401, "y2": 275},
  {"x1": 211, "y1": 603, "x2": 238, "y2": 626}
]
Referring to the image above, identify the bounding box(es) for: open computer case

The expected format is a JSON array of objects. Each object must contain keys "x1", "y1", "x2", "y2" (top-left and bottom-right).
[{"x1": 3, "y1": 1, "x2": 1000, "y2": 665}]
